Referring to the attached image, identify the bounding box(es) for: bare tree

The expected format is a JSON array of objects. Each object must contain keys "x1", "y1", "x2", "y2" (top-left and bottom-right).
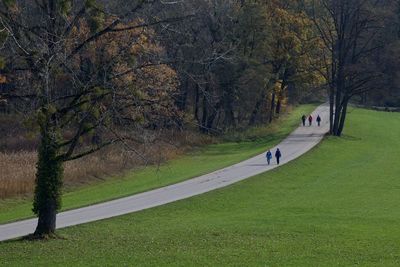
[{"x1": 311, "y1": 0, "x2": 392, "y2": 136}]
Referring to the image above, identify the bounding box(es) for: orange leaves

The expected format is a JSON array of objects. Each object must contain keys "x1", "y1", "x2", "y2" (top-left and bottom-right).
[
  {"x1": 67, "y1": 16, "x2": 179, "y2": 125},
  {"x1": 0, "y1": 74, "x2": 6, "y2": 84}
]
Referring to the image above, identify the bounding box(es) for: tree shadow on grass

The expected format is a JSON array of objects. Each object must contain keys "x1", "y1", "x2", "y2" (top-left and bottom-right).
[{"x1": 2, "y1": 233, "x2": 67, "y2": 243}]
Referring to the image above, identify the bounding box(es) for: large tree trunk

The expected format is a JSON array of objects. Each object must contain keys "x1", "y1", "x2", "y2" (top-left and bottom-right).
[
  {"x1": 269, "y1": 91, "x2": 276, "y2": 123},
  {"x1": 33, "y1": 128, "x2": 63, "y2": 237},
  {"x1": 329, "y1": 85, "x2": 335, "y2": 135},
  {"x1": 206, "y1": 102, "x2": 222, "y2": 132},
  {"x1": 332, "y1": 104, "x2": 341, "y2": 136},
  {"x1": 248, "y1": 91, "x2": 265, "y2": 126},
  {"x1": 223, "y1": 86, "x2": 236, "y2": 128},
  {"x1": 333, "y1": 105, "x2": 342, "y2": 134},
  {"x1": 201, "y1": 92, "x2": 208, "y2": 133},
  {"x1": 332, "y1": 99, "x2": 348, "y2": 137},
  {"x1": 276, "y1": 71, "x2": 288, "y2": 116},
  {"x1": 333, "y1": 91, "x2": 342, "y2": 135},
  {"x1": 194, "y1": 84, "x2": 200, "y2": 124},
  {"x1": 336, "y1": 99, "x2": 349, "y2": 136},
  {"x1": 249, "y1": 77, "x2": 277, "y2": 126},
  {"x1": 275, "y1": 98, "x2": 281, "y2": 115},
  {"x1": 224, "y1": 103, "x2": 235, "y2": 128},
  {"x1": 333, "y1": 66, "x2": 345, "y2": 135},
  {"x1": 34, "y1": 197, "x2": 58, "y2": 236},
  {"x1": 177, "y1": 78, "x2": 189, "y2": 111}
]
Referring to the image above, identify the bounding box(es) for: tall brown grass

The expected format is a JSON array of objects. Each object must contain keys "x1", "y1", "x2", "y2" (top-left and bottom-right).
[
  {"x1": 0, "y1": 151, "x2": 36, "y2": 199},
  {"x1": 0, "y1": 130, "x2": 214, "y2": 199}
]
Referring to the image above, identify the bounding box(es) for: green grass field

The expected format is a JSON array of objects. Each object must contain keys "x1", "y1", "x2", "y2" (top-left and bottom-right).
[
  {"x1": 1, "y1": 108, "x2": 400, "y2": 266},
  {"x1": 0, "y1": 105, "x2": 317, "y2": 224}
]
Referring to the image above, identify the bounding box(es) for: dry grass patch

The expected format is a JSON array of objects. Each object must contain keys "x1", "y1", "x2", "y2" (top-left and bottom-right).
[
  {"x1": 0, "y1": 151, "x2": 36, "y2": 198},
  {"x1": 0, "y1": 129, "x2": 214, "y2": 199}
]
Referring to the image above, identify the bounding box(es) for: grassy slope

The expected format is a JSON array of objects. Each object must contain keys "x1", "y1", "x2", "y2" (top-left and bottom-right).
[
  {"x1": 0, "y1": 105, "x2": 317, "y2": 224},
  {"x1": 1, "y1": 109, "x2": 400, "y2": 266}
]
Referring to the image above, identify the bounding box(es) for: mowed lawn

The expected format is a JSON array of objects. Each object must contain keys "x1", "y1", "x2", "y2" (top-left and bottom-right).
[
  {"x1": 1, "y1": 108, "x2": 400, "y2": 266},
  {"x1": 0, "y1": 105, "x2": 317, "y2": 224}
]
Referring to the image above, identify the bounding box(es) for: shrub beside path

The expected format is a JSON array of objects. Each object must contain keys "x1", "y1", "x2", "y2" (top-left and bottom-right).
[{"x1": 0, "y1": 104, "x2": 329, "y2": 242}]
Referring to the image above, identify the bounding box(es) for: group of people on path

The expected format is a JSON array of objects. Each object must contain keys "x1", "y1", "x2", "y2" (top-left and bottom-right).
[
  {"x1": 265, "y1": 114, "x2": 322, "y2": 166},
  {"x1": 302, "y1": 114, "x2": 322, "y2": 127},
  {"x1": 265, "y1": 148, "x2": 281, "y2": 165}
]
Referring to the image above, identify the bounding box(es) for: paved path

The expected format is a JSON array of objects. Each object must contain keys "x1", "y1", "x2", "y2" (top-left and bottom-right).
[{"x1": 0, "y1": 104, "x2": 330, "y2": 242}]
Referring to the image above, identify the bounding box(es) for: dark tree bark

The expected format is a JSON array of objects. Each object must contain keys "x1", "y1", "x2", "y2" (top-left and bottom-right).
[
  {"x1": 332, "y1": 64, "x2": 344, "y2": 135},
  {"x1": 223, "y1": 85, "x2": 236, "y2": 128},
  {"x1": 177, "y1": 78, "x2": 189, "y2": 111},
  {"x1": 194, "y1": 84, "x2": 200, "y2": 124},
  {"x1": 34, "y1": 198, "x2": 58, "y2": 236},
  {"x1": 201, "y1": 88, "x2": 208, "y2": 133},
  {"x1": 206, "y1": 101, "x2": 222, "y2": 131},
  {"x1": 33, "y1": 126, "x2": 63, "y2": 237},
  {"x1": 329, "y1": 85, "x2": 335, "y2": 135},
  {"x1": 269, "y1": 91, "x2": 276, "y2": 123},
  {"x1": 276, "y1": 70, "x2": 288, "y2": 116},
  {"x1": 249, "y1": 90, "x2": 266, "y2": 126},
  {"x1": 336, "y1": 98, "x2": 349, "y2": 136},
  {"x1": 275, "y1": 99, "x2": 281, "y2": 115},
  {"x1": 224, "y1": 104, "x2": 235, "y2": 128}
]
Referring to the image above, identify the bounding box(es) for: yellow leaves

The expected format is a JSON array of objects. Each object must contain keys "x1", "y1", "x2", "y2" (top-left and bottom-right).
[
  {"x1": 139, "y1": 34, "x2": 148, "y2": 44},
  {"x1": 105, "y1": 40, "x2": 119, "y2": 58},
  {"x1": 129, "y1": 33, "x2": 161, "y2": 56},
  {"x1": 46, "y1": 105, "x2": 57, "y2": 116},
  {"x1": 273, "y1": 80, "x2": 287, "y2": 93},
  {"x1": 114, "y1": 63, "x2": 133, "y2": 86},
  {"x1": 0, "y1": 56, "x2": 6, "y2": 69},
  {"x1": 269, "y1": 6, "x2": 313, "y2": 55}
]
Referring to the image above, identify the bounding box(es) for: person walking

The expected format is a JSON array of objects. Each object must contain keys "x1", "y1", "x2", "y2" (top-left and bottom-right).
[
  {"x1": 275, "y1": 148, "x2": 282, "y2": 165},
  {"x1": 316, "y1": 115, "x2": 322, "y2": 127},
  {"x1": 308, "y1": 115, "x2": 313, "y2": 126},
  {"x1": 301, "y1": 115, "x2": 306, "y2": 126},
  {"x1": 266, "y1": 150, "x2": 272, "y2": 165}
]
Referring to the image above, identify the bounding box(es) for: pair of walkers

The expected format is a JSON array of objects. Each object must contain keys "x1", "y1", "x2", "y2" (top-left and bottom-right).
[
  {"x1": 302, "y1": 114, "x2": 321, "y2": 127},
  {"x1": 266, "y1": 148, "x2": 282, "y2": 165}
]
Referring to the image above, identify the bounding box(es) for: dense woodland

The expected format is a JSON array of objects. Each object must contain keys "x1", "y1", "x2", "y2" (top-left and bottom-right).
[{"x1": 0, "y1": 0, "x2": 399, "y2": 237}]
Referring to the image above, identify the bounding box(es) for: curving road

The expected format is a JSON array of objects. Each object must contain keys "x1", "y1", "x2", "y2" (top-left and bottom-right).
[{"x1": 0, "y1": 104, "x2": 330, "y2": 242}]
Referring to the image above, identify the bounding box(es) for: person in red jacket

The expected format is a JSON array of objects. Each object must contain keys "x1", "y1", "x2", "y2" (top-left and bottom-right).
[{"x1": 308, "y1": 115, "x2": 313, "y2": 126}]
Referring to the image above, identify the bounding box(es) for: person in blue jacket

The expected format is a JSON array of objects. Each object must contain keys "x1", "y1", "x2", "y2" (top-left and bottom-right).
[
  {"x1": 266, "y1": 150, "x2": 272, "y2": 165},
  {"x1": 275, "y1": 148, "x2": 282, "y2": 165},
  {"x1": 316, "y1": 115, "x2": 322, "y2": 126}
]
